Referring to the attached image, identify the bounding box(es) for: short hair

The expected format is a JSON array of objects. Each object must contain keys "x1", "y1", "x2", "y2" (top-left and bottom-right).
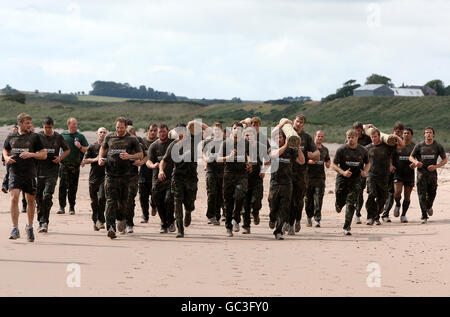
[
  {"x1": 127, "y1": 125, "x2": 136, "y2": 135},
  {"x1": 370, "y1": 128, "x2": 381, "y2": 136},
  {"x1": 158, "y1": 124, "x2": 169, "y2": 131},
  {"x1": 295, "y1": 114, "x2": 306, "y2": 123},
  {"x1": 424, "y1": 126, "x2": 435, "y2": 135},
  {"x1": 126, "y1": 119, "x2": 133, "y2": 126},
  {"x1": 43, "y1": 117, "x2": 54, "y2": 126},
  {"x1": 315, "y1": 130, "x2": 324, "y2": 136},
  {"x1": 232, "y1": 121, "x2": 243, "y2": 128},
  {"x1": 352, "y1": 121, "x2": 363, "y2": 130},
  {"x1": 67, "y1": 117, "x2": 77, "y2": 126},
  {"x1": 346, "y1": 129, "x2": 358, "y2": 138},
  {"x1": 394, "y1": 121, "x2": 405, "y2": 130},
  {"x1": 251, "y1": 117, "x2": 261, "y2": 125},
  {"x1": 148, "y1": 123, "x2": 158, "y2": 130},
  {"x1": 115, "y1": 117, "x2": 128, "y2": 126},
  {"x1": 404, "y1": 127, "x2": 414, "y2": 135},
  {"x1": 17, "y1": 113, "x2": 32, "y2": 124},
  {"x1": 279, "y1": 130, "x2": 287, "y2": 139},
  {"x1": 213, "y1": 122, "x2": 223, "y2": 129}
]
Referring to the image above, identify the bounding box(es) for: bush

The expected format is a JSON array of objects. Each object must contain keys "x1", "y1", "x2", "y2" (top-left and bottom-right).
[{"x1": 1, "y1": 93, "x2": 26, "y2": 104}]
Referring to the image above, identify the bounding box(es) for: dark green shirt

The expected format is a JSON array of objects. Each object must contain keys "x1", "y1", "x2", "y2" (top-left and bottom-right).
[{"x1": 61, "y1": 131, "x2": 89, "y2": 166}]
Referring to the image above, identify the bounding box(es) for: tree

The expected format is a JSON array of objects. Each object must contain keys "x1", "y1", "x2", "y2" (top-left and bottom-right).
[
  {"x1": 1, "y1": 85, "x2": 19, "y2": 94},
  {"x1": 322, "y1": 79, "x2": 361, "y2": 102},
  {"x1": 365, "y1": 74, "x2": 394, "y2": 87},
  {"x1": 2, "y1": 93, "x2": 26, "y2": 104},
  {"x1": 425, "y1": 80, "x2": 446, "y2": 96},
  {"x1": 445, "y1": 85, "x2": 450, "y2": 96}
]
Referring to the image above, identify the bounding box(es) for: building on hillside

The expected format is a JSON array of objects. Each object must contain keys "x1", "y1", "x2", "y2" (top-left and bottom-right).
[
  {"x1": 403, "y1": 85, "x2": 437, "y2": 96},
  {"x1": 392, "y1": 88, "x2": 424, "y2": 97},
  {"x1": 353, "y1": 84, "x2": 395, "y2": 97}
]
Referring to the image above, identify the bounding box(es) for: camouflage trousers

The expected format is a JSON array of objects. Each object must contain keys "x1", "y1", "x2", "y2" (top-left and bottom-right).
[
  {"x1": 268, "y1": 183, "x2": 292, "y2": 236},
  {"x1": 126, "y1": 175, "x2": 139, "y2": 227},
  {"x1": 243, "y1": 174, "x2": 263, "y2": 228},
  {"x1": 206, "y1": 172, "x2": 223, "y2": 221},
  {"x1": 417, "y1": 172, "x2": 438, "y2": 220},
  {"x1": 105, "y1": 176, "x2": 130, "y2": 230},
  {"x1": 172, "y1": 176, "x2": 198, "y2": 234},
  {"x1": 223, "y1": 173, "x2": 248, "y2": 230},
  {"x1": 152, "y1": 180, "x2": 174, "y2": 229},
  {"x1": 335, "y1": 176, "x2": 361, "y2": 231},
  {"x1": 58, "y1": 164, "x2": 80, "y2": 209}
]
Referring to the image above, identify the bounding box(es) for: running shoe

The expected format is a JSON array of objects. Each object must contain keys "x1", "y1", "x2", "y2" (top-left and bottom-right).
[{"x1": 9, "y1": 227, "x2": 20, "y2": 240}]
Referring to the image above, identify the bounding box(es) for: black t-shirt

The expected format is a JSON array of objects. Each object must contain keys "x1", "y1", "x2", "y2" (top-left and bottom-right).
[
  {"x1": 3, "y1": 131, "x2": 44, "y2": 179},
  {"x1": 37, "y1": 131, "x2": 69, "y2": 178},
  {"x1": 333, "y1": 144, "x2": 369, "y2": 180},
  {"x1": 411, "y1": 141, "x2": 447, "y2": 177},
  {"x1": 85, "y1": 142, "x2": 105, "y2": 184},
  {"x1": 292, "y1": 130, "x2": 317, "y2": 177},
  {"x1": 219, "y1": 138, "x2": 250, "y2": 174},
  {"x1": 248, "y1": 141, "x2": 269, "y2": 177},
  {"x1": 270, "y1": 147, "x2": 298, "y2": 185},
  {"x1": 393, "y1": 142, "x2": 415, "y2": 182},
  {"x1": 101, "y1": 132, "x2": 142, "y2": 177},
  {"x1": 163, "y1": 134, "x2": 202, "y2": 180},
  {"x1": 307, "y1": 145, "x2": 330, "y2": 180},
  {"x1": 129, "y1": 136, "x2": 148, "y2": 177},
  {"x1": 366, "y1": 143, "x2": 396, "y2": 180},
  {"x1": 149, "y1": 139, "x2": 174, "y2": 184},
  {"x1": 358, "y1": 134, "x2": 372, "y2": 146},
  {"x1": 203, "y1": 138, "x2": 225, "y2": 175},
  {"x1": 139, "y1": 138, "x2": 157, "y2": 182}
]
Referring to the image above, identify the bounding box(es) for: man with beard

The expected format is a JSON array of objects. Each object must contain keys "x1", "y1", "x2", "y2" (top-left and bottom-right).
[
  {"x1": 365, "y1": 128, "x2": 403, "y2": 226},
  {"x1": 159, "y1": 121, "x2": 209, "y2": 238},
  {"x1": 409, "y1": 127, "x2": 447, "y2": 224},
  {"x1": 81, "y1": 127, "x2": 107, "y2": 231},
  {"x1": 332, "y1": 129, "x2": 370, "y2": 236},
  {"x1": 147, "y1": 124, "x2": 175, "y2": 234},
  {"x1": 3, "y1": 113, "x2": 47, "y2": 242},
  {"x1": 99, "y1": 117, "x2": 143, "y2": 239},
  {"x1": 36, "y1": 117, "x2": 70, "y2": 233},
  {"x1": 391, "y1": 128, "x2": 416, "y2": 223},
  {"x1": 305, "y1": 130, "x2": 330, "y2": 228},
  {"x1": 202, "y1": 122, "x2": 225, "y2": 225},
  {"x1": 139, "y1": 124, "x2": 158, "y2": 223}
]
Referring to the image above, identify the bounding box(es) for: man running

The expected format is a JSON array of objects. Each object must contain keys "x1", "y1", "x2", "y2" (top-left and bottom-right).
[
  {"x1": 139, "y1": 124, "x2": 158, "y2": 223},
  {"x1": 147, "y1": 124, "x2": 175, "y2": 234},
  {"x1": 288, "y1": 115, "x2": 319, "y2": 234},
  {"x1": 391, "y1": 128, "x2": 415, "y2": 223},
  {"x1": 332, "y1": 129, "x2": 370, "y2": 235},
  {"x1": 382, "y1": 121, "x2": 405, "y2": 222},
  {"x1": 3, "y1": 113, "x2": 47, "y2": 242},
  {"x1": 365, "y1": 128, "x2": 403, "y2": 226},
  {"x1": 202, "y1": 122, "x2": 225, "y2": 225},
  {"x1": 36, "y1": 117, "x2": 70, "y2": 233},
  {"x1": 125, "y1": 126, "x2": 149, "y2": 234},
  {"x1": 81, "y1": 127, "x2": 107, "y2": 231},
  {"x1": 58, "y1": 117, "x2": 89, "y2": 215},
  {"x1": 409, "y1": 127, "x2": 448, "y2": 224},
  {"x1": 305, "y1": 130, "x2": 331, "y2": 228},
  {"x1": 217, "y1": 122, "x2": 252, "y2": 237},
  {"x1": 159, "y1": 121, "x2": 209, "y2": 238},
  {"x1": 268, "y1": 129, "x2": 305, "y2": 239},
  {"x1": 99, "y1": 117, "x2": 143, "y2": 239},
  {"x1": 352, "y1": 122, "x2": 372, "y2": 224}
]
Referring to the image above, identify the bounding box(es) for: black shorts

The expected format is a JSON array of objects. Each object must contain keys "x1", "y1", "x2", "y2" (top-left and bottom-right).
[
  {"x1": 394, "y1": 178, "x2": 414, "y2": 188},
  {"x1": 9, "y1": 174, "x2": 37, "y2": 195}
]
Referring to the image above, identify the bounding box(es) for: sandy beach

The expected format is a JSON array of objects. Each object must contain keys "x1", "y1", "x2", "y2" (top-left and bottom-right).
[{"x1": 1, "y1": 125, "x2": 449, "y2": 297}]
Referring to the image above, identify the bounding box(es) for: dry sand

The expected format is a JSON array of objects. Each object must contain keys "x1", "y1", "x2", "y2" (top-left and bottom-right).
[{"x1": 1, "y1": 125, "x2": 449, "y2": 297}]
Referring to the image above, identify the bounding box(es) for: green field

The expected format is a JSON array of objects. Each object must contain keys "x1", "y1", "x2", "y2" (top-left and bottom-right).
[{"x1": 1, "y1": 95, "x2": 449, "y2": 149}]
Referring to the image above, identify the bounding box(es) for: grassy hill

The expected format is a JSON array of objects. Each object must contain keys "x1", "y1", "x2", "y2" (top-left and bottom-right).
[{"x1": 1, "y1": 95, "x2": 449, "y2": 149}]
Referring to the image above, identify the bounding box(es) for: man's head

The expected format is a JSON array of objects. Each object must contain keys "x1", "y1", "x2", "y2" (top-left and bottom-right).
[
  {"x1": 293, "y1": 114, "x2": 306, "y2": 132},
  {"x1": 370, "y1": 129, "x2": 381, "y2": 145},
  {"x1": 346, "y1": 129, "x2": 358, "y2": 147},
  {"x1": 278, "y1": 130, "x2": 287, "y2": 147},
  {"x1": 424, "y1": 126, "x2": 435, "y2": 142},
  {"x1": 97, "y1": 127, "x2": 107, "y2": 142},
  {"x1": 244, "y1": 127, "x2": 256, "y2": 142},
  {"x1": 403, "y1": 127, "x2": 413, "y2": 143},
  {"x1": 315, "y1": 130, "x2": 325, "y2": 145},
  {"x1": 232, "y1": 122, "x2": 243, "y2": 139},
  {"x1": 17, "y1": 113, "x2": 33, "y2": 133},
  {"x1": 394, "y1": 121, "x2": 405, "y2": 137},
  {"x1": 251, "y1": 117, "x2": 261, "y2": 133},
  {"x1": 43, "y1": 117, "x2": 54, "y2": 135},
  {"x1": 126, "y1": 119, "x2": 133, "y2": 127},
  {"x1": 148, "y1": 124, "x2": 158, "y2": 140},
  {"x1": 158, "y1": 124, "x2": 169, "y2": 141},
  {"x1": 67, "y1": 117, "x2": 78, "y2": 133},
  {"x1": 213, "y1": 122, "x2": 223, "y2": 139},
  {"x1": 352, "y1": 122, "x2": 364, "y2": 138},
  {"x1": 115, "y1": 117, "x2": 128, "y2": 137}
]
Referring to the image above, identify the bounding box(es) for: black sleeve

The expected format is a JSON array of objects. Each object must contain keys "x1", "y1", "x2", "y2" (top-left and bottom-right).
[
  {"x1": 411, "y1": 144, "x2": 420, "y2": 160},
  {"x1": 325, "y1": 148, "x2": 330, "y2": 162},
  {"x1": 85, "y1": 145, "x2": 94, "y2": 159},
  {"x1": 3, "y1": 136, "x2": 12, "y2": 151},
  {"x1": 333, "y1": 148, "x2": 341, "y2": 164},
  {"x1": 60, "y1": 134, "x2": 69, "y2": 152},
  {"x1": 363, "y1": 148, "x2": 369, "y2": 164},
  {"x1": 163, "y1": 142, "x2": 175, "y2": 164},
  {"x1": 132, "y1": 137, "x2": 142, "y2": 155},
  {"x1": 438, "y1": 143, "x2": 447, "y2": 160},
  {"x1": 308, "y1": 135, "x2": 317, "y2": 152},
  {"x1": 34, "y1": 134, "x2": 44, "y2": 152}
]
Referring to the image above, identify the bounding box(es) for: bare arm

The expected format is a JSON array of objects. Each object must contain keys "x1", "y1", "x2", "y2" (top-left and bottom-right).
[{"x1": 296, "y1": 146, "x2": 305, "y2": 165}]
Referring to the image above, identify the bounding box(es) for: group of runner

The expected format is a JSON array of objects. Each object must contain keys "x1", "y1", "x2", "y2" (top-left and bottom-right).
[{"x1": 2, "y1": 112, "x2": 448, "y2": 241}]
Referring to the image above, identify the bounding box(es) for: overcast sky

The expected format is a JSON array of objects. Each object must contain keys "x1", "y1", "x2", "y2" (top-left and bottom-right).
[{"x1": 1, "y1": 0, "x2": 449, "y2": 100}]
